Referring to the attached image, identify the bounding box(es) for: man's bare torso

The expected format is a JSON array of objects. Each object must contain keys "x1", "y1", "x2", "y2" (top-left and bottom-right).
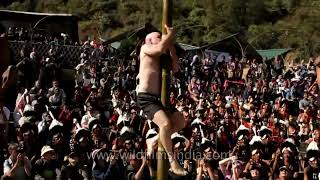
[{"x1": 136, "y1": 44, "x2": 161, "y2": 96}]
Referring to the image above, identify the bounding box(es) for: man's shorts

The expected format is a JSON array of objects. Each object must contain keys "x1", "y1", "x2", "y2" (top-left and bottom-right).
[{"x1": 137, "y1": 92, "x2": 164, "y2": 120}]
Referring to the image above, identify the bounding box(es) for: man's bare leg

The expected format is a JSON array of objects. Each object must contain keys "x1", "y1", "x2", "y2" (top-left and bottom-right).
[{"x1": 153, "y1": 110, "x2": 187, "y2": 176}]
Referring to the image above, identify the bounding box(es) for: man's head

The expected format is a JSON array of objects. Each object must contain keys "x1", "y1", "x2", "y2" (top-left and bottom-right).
[
  {"x1": 41, "y1": 145, "x2": 55, "y2": 161},
  {"x1": 251, "y1": 149, "x2": 261, "y2": 160},
  {"x1": 279, "y1": 166, "x2": 288, "y2": 179},
  {"x1": 52, "y1": 133, "x2": 64, "y2": 146},
  {"x1": 68, "y1": 152, "x2": 80, "y2": 166},
  {"x1": 53, "y1": 87, "x2": 59, "y2": 95},
  {"x1": 314, "y1": 129, "x2": 320, "y2": 141},
  {"x1": 52, "y1": 80, "x2": 59, "y2": 88},
  {"x1": 145, "y1": 32, "x2": 161, "y2": 45},
  {"x1": 250, "y1": 167, "x2": 260, "y2": 178},
  {"x1": 309, "y1": 157, "x2": 318, "y2": 168}
]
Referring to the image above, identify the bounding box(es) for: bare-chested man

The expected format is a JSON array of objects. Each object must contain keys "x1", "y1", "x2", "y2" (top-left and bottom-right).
[{"x1": 136, "y1": 25, "x2": 187, "y2": 176}]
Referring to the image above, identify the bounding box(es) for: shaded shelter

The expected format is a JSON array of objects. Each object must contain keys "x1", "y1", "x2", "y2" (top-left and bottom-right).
[
  {"x1": 200, "y1": 33, "x2": 261, "y2": 59},
  {"x1": 0, "y1": 10, "x2": 79, "y2": 43}
]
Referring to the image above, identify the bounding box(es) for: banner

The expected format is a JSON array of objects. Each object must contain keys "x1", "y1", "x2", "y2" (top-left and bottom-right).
[{"x1": 204, "y1": 49, "x2": 230, "y2": 63}]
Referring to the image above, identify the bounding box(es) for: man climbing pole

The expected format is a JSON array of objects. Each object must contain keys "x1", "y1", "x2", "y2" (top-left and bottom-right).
[{"x1": 136, "y1": 24, "x2": 187, "y2": 176}]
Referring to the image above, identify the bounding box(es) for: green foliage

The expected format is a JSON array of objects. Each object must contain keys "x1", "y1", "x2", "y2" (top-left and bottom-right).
[{"x1": 1, "y1": 0, "x2": 320, "y2": 57}]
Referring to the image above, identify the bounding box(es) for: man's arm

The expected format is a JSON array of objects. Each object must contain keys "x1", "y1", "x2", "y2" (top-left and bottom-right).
[
  {"x1": 134, "y1": 157, "x2": 147, "y2": 180},
  {"x1": 23, "y1": 157, "x2": 32, "y2": 176},
  {"x1": 3, "y1": 159, "x2": 19, "y2": 177},
  {"x1": 219, "y1": 156, "x2": 233, "y2": 176},
  {"x1": 143, "y1": 25, "x2": 174, "y2": 57},
  {"x1": 5, "y1": 154, "x2": 26, "y2": 178},
  {"x1": 303, "y1": 167, "x2": 308, "y2": 180}
]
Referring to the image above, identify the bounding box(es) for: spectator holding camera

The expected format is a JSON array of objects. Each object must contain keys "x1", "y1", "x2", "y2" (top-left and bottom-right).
[
  {"x1": 196, "y1": 158, "x2": 218, "y2": 180},
  {"x1": 2, "y1": 143, "x2": 32, "y2": 180},
  {"x1": 92, "y1": 148, "x2": 125, "y2": 180},
  {"x1": 219, "y1": 156, "x2": 242, "y2": 180}
]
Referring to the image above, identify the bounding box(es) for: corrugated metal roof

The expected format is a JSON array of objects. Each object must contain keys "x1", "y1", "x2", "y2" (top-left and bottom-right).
[{"x1": 178, "y1": 43, "x2": 200, "y2": 51}]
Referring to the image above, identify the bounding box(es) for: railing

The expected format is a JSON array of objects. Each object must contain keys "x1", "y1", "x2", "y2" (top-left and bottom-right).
[{"x1": 7, "y1": 41, "x2": 123, "y2": 68}]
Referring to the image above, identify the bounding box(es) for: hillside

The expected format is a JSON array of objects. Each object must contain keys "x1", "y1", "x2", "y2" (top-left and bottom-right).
[{"x1": 1, "y1": 0, "x2": 320, "y2": 59}]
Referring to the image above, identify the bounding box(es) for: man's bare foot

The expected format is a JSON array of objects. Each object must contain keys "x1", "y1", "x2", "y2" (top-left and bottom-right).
[{"x1": 169, "y1": 160, "x2": 187, "y2": 176}]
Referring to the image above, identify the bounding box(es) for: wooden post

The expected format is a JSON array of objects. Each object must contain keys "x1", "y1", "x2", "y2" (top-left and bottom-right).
[{"x1": 157, "y1": 0, "x2": 173, "y2": 179}]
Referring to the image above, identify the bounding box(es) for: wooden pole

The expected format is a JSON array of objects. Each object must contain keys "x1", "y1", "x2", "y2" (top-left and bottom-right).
[{"x1": 157, "y1": 0, "x2": 172, "y2": 179}]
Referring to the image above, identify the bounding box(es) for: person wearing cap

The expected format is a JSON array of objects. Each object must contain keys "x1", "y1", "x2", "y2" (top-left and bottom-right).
[
  {"x1": 33, "y1": 145, "x2": 61, "y2": 180},
  {"x1": 2, "y1": 143, "x2": 32, "y2": 180}
]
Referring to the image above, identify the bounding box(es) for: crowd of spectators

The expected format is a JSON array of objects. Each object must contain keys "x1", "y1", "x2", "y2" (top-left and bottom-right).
[
  {"x1": 6, "y1": 27, "x2": 76, "y2": 46},
  {"x1": 2, "y1": 27, "x2": 320, "y2": 180}
]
